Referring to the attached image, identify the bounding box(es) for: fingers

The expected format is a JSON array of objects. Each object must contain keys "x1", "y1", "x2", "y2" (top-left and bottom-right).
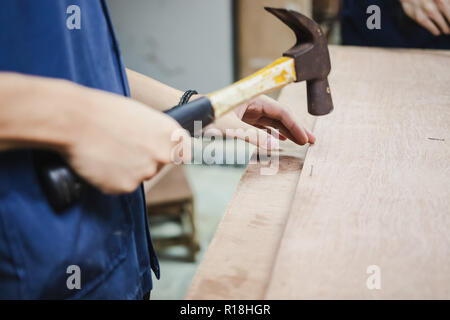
[
  {"x1": 254, "y1": 125, "x2": 287, "y2": 140},
  {"x1": 256, "y1": 116, "x2": 311, "y2": 145},
  {"x1": 245, "y1": 97, "x2": 315, "y2": 145},
  {"x1": 169, "y1": 127, "x2": 192, "y2": 164},
  {"x1": 304, "y1": 127, "x2": 316, "y2": 144},
  {"x1": 416, "y1": 10, "x2": 441, "y2": 35},
  {"x1": 401, "y1": 0, "x2": 450, "y2": 35},
  {"x1": 212, "y1": 114, "x2": 276, "y2": 149},
  {"x1": 227, "y1": 125, "x2": 278, "y2": 150},
  {"x1": 435, "y1": 0, "x2": 450, "y2": 28},
  {"x1": 425, "y1": 1, "x2": 450, "y2": 34}
]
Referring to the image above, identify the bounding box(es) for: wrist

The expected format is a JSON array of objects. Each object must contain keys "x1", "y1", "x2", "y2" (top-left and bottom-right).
[{"x1": 40, "y1": 80, "x2": 88, "y2": 155}]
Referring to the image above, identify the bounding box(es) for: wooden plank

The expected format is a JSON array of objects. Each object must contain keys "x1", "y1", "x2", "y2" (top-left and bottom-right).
[
  {"x1": 186, "y1": 81, "x2": 315, "y2": 299},
  {"x1": 265, "y1": 46, "x2": 450, "y2": 299},
  {"x1": 187, "y1": 46, "x2": 450, "y2": 300},
  {"x1": 185, "y1": 156, "x2": 301, "y2": 299}
]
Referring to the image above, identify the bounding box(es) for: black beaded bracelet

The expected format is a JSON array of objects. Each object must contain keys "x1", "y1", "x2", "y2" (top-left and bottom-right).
[{"x1": 177, "y1": 90, "x2": 198, "y2": 106}]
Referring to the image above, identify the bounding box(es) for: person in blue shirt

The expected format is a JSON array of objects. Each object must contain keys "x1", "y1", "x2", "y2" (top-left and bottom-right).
[
  {"x1": 0, "y1": 0, "x2": 315, "y2": 299},
  {"x1": 341, "y1": 0, "x2": 450, "y2": 49}
]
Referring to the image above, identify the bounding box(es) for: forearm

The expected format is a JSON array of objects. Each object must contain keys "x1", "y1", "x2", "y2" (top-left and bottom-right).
[
  {"x1": 0, "y1": 73, "x2": 95, "y2": 153},
  {"x1": 126, "y1": 68, "x2": 185, "y2": 111},
  {"x1": 126, "y1": 69, "x2": 242, "y2": 133}
]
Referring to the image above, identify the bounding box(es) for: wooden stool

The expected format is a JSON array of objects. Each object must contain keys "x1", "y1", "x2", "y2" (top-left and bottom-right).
[{"x1": 144, "y1": 165, "x2": 200, "y2": 262}]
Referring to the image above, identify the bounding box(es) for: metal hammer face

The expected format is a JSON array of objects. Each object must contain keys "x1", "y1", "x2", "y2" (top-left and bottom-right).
[{"x1": 265, "y1": 7, "x2": 334, "y2": 116}]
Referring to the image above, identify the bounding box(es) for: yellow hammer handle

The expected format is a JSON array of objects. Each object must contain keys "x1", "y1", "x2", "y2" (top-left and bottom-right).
[{"x1": 207, "y1": 57, "x2": 296, "y2": 118}]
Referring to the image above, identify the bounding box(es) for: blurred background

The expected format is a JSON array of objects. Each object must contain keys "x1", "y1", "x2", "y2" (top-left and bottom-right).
[{"x1": 106, "y1": 0, "x2": 341, "y2": 299}]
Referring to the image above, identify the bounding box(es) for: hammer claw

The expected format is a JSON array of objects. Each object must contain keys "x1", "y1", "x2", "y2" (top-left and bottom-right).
[
  {"x1": 265, "y1": 7, "x2": 334, "y2": 116},
  {"x1": 265, "y1": 7, "x2": 315, "y2": 44}
]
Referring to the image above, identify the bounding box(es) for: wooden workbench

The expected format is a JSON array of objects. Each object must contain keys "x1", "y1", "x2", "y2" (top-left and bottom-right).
[{"x1": 186, "y1": 45, "x2": 450, "y2": 299}]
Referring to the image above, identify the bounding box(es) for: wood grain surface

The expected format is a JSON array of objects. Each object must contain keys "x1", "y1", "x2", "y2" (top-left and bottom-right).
[
  {"x1": 187, "y1": 45, "x2": 450, "y2": 299},
  {"x1": 186, "y1": 82, "x2": 315, "y2": 299},
  {"x1": 266, "y1": 46, "x2": 450, "y2": 299}
]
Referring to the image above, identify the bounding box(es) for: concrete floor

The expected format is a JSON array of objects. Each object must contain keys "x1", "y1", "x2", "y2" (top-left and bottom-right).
[{"x1": 149, "y1": 164, "x2": 247, "y2": 299}]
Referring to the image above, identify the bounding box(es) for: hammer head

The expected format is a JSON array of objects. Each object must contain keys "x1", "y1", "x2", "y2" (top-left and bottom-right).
[{"x1": 265, "y1": 7, "x2": 333, "y2": 116}]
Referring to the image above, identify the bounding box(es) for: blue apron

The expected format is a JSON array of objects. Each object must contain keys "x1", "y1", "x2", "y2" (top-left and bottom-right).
[
  {"x1": 341, "y1": 0, "x2": 450, "y2": 49},
  {"x1": 0, "y1": 0, "x2": 159, "y2": 299}
]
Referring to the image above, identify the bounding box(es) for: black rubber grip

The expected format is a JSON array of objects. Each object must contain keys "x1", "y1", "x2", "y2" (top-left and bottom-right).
[
  {"x1": 164, "y1": 96, "x2": 215, "y2": 136},
  {"x1": 34, "y1": 151, "x2": 84, "y2": 212},
  {"x1": 37, "y1": 97, "x2": 216, "y2": 211}
]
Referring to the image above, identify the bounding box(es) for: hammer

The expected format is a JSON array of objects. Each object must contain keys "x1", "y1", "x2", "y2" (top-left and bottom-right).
[{"x1": 37, "y1": 7, "x2": 334, "y2": 211}]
